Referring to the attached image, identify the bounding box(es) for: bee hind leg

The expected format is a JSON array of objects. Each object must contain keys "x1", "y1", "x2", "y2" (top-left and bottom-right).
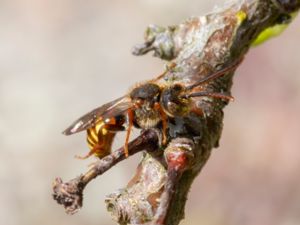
[
  {"x1": 75, "y1": 144, "x2": 104, "y2": 160},
  {"x1": 75, "y1": 150, "x2": 96, "y2": 160}
]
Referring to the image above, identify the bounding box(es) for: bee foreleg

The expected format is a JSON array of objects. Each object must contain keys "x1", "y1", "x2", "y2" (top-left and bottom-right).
[{"x1": 151, "y1": 138, "x2": 195, "y2": 225}]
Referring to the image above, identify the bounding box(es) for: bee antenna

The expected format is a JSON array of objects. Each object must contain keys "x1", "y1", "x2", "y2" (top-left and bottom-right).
[
  {"x1": 182, "y1": 92, "x2": 234, "y2": 101},
  {"x1": 186, "y1": 57, "x2": 244, "y2": 91}
]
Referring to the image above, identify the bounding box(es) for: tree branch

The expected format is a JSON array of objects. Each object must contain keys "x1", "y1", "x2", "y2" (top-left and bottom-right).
[
  {"x1": 52, "y1": 0, "x2": 299, "y2": 224},
  {"x1": 52, "y1": 129, "x2": 160, "y2": 215}
]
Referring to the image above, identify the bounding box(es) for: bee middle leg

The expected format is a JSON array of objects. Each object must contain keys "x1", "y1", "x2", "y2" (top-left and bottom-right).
[
  {"x1": 75, "y1": 143, "x2": 105, "y2": 160},
  {"x1": 154, "y1": 102, "x2": 168, "y2": 145}
]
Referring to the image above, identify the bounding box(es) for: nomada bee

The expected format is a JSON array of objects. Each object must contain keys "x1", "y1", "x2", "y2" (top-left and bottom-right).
[{"x1": 63, "y1": 59, "x2": 241, "y2": 159}]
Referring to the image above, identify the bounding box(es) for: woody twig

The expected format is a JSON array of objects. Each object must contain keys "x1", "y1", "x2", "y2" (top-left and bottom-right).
[{"x1": 52, "y1": 129, "x2": 159, "y2": 215}]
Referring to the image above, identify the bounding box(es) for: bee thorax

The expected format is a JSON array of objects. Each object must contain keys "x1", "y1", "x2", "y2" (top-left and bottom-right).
[{"x1": 134, "y1": 108, "x2": 161, "y2": 129}]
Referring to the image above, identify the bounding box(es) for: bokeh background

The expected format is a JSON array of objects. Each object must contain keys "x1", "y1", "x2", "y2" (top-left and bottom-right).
[{"x1": 1, "y1": 0, "x2": 300, "y2": 225}]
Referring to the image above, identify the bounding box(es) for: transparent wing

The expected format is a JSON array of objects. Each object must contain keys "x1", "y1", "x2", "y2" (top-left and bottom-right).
[{"x1": 63, "y1": 96, "x2": 132, "y2": 135}]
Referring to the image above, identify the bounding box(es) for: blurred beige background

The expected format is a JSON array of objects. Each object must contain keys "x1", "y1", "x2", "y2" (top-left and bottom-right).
[{"x1": 1, "y1": 1, "x2": 299, "y2": 225}]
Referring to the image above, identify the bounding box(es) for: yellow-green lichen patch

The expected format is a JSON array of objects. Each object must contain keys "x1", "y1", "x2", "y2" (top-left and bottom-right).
[{"x1": 252, "y1": 12, "x2": 299, "y2": 46}]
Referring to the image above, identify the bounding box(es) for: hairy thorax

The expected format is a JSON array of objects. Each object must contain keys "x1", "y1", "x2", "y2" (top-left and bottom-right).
[{"x1": 134, "y1": 107, "x2": 161, "y2": 129}]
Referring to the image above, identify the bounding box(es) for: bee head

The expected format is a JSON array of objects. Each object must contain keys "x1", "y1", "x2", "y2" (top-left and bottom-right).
[
  {"x1": 160, "y1": 84, "x2": 190, "y2": 117},
  {"x1": 130, "y1": 83, "x2": 161, "y2": 108}
]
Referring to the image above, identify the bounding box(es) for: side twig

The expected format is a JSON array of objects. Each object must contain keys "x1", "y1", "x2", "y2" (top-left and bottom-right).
[{"x1": 52, "y1": 129, "x2": 159, "y2": 215}]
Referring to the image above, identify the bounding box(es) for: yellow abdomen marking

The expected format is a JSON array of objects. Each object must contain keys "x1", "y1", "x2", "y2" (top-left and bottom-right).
[
  {"x1": 87, "y1": 128, "x2": 98, "y2": 150},
  {"x1": 83, "y1": 118, "x2": 121, "y2": 159}
]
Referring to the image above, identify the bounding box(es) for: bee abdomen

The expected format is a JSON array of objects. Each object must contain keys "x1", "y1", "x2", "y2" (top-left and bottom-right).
[{"x1": 87, "y1": 127, "x2": 98, "y2": 150}]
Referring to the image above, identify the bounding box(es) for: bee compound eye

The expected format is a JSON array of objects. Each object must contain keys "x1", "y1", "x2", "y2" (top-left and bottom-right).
[
  {"x1": 167, "y1": 101, "x2": 174, "y2": 107},
  {"x1": 166, "y1": 101, "x2": 178, "y2": 113}
]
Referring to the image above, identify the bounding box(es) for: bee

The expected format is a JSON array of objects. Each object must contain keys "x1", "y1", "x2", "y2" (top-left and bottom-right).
[{"x1": 63, "y1": 59, "x2": 242, "y2": 159}]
